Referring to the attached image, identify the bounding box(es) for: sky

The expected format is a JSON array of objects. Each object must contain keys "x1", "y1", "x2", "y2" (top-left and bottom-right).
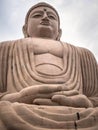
[{"x1": 0, "y1": 0, "x2": 98, "y2": 61}]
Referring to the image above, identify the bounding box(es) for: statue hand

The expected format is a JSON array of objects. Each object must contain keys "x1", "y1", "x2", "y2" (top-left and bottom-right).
[
  {"x1": 52, "y1": 93, "x2": 93, "y2": 108},
  {"x1": 19, "y1": 85, "x2": 63, "y2": 104},
  {"x1": 1, "y1": 85, "x2": 64, "y2": 104},
  {"x1": 32, "y1": 89, "x2": 79, "y2": 105},
  {"x1": 22, "y1": 85, "x2": 72, "y2": 104},
  {"x1": 33, "y1": 98, "x2": 59, "y2": 105}
]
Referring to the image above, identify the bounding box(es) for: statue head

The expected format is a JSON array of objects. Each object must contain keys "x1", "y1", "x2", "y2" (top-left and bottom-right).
[{"x1": 23, "y1": 2, "x2": 62, "y2": 40}]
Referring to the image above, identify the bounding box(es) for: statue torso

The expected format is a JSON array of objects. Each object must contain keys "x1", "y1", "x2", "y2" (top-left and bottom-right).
[{"x1": 33, "y1": 38, "x2": 64, "y2": 75}]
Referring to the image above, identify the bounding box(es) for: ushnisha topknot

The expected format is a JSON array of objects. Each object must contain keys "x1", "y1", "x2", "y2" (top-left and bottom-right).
[{"x1": 25, "y1": 2, "x2": 60, "y2": 26}]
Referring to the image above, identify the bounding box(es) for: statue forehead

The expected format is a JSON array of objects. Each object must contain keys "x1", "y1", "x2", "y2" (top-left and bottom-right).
[
  {"x1": 29, "y1": 6, "x2": 57, "y2": 14},
  {"x1": 25, "y1": 2, "x2": 60, "y2": 24}
]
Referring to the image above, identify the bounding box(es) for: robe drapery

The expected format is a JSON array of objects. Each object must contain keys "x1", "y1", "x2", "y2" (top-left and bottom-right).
[{"x1": 0, "y1": 38, "x2": 98, "y2": 130}]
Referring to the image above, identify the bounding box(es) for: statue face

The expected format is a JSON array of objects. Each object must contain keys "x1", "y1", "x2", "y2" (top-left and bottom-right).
[{"x1": 26, "y1": 6, "x2": 61, "y2": 40}]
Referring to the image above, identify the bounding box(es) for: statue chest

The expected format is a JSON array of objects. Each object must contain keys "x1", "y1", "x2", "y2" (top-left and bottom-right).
[
  {"x1": 33, "y1": 39, "x2": 64, "y2": 75},
  {"x1": 34, "y1": 53, "x2": 63, "y2": 75}
]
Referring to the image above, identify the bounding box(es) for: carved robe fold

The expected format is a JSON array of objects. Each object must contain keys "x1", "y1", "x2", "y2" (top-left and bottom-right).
[{"x1": 0, "y1": 38, "x2": 98, "y2": 130}]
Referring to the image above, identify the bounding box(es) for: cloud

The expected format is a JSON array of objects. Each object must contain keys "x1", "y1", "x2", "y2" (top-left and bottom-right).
[
  {"x1": 0, "y1": 0, "x2": 98, "y2": 61},
  {"x1": 59, "y1": 0, "x2": 98, "y2": 60}
]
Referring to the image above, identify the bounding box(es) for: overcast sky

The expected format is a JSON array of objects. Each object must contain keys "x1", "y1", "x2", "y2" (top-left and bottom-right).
[{"x1": 0, "y1": 0, "x2": 98, "y2": 61}]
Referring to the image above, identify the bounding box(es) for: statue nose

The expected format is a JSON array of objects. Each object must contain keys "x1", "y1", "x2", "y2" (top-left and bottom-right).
[{"x1": 42, "y1": 12, "x2": 49, "y2": 20}]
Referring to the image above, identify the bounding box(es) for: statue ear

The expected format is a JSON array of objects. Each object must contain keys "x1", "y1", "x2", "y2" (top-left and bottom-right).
[
  {"x1": 22, "y1": 25, "x2": 28, "y2": 38},
  {"x1": 57, "y1": 28, "x2": 62, "y2": 41}
]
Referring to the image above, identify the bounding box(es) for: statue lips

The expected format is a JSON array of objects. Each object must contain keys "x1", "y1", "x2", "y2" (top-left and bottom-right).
[{"x1": 40, "y1": 20, "x2": 51, "y2": 26}]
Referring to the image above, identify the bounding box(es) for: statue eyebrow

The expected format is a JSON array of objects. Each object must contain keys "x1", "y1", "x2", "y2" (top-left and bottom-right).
[
  {"x1": 29, "y1": 10, "x2": 58, "y2": 19},
  {"x1": 47, "y1": 11, "x2": 58, "y2": 20},
  {"x1": 30, "y1": 10, "x2": 43, "y2": 16},
  {"x1": 47, "y1": 11, "x2": 57, "y2": 16}
]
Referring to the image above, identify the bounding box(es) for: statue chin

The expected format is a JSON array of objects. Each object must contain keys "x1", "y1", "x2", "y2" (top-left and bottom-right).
[{"x1": 37, "y1": 26, "x2": 55, "y2": 39}]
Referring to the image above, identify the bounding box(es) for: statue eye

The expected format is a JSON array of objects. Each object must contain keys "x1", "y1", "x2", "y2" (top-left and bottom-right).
[
  {"x1": 48, "y1": 14, "x2": 57, "y2": 20},
  {"x1": 48, "y1": 15, "x2": 55, "y2": 20},
  {"x1": 31, "y1": 13, "x2": 42, "y2": 18}
]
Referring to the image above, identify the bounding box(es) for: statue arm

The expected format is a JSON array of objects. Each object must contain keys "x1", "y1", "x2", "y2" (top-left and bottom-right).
[
  {"x1": 79, "y1": 47, "x2": 98, "y2": 107},
  {"x1": 0, "y1": 85, "x2": 66, "y2": 105},
  {"x1": 0, "y1": 40, "x2": 20, "y2": 103},
  {"x1": 50, "y1": 46, "x2": 98, "y2": 108}
]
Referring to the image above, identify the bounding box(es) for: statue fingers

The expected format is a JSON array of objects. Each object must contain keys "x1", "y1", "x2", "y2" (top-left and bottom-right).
[
  {"x1": 20, "y1": 85, "x2": 61, "y2": 97},
  {"x1": 19, "y1": 93, "x2": 53, "y2": 104},
  {"x1": 51, "y1": 94, "x2": 92, "y2": 107},
  {"x1": 20, "y1": 85, "x2": 69, "y2": 98},
  {"x1": 52, "y1": 95, "x2": 73, "y2": 106},
  {"x1": 33, "y1": 98, "x2": 59, "y2": 105},
  {"x1": 38, "y1": 85, "x2": 66, "y2": 93},
  {"x1": 19, "y1": 94, "x2": 36, "y2": 104},
  {"x1": 69, "y1": 94, "x2": 93, "y2": 108},
  {"x1": 36, "y1": 93, "x2": 53, "y2": 98},
  {"x1": 52, "y1": 90, "x2": 79, "y2": 96}
]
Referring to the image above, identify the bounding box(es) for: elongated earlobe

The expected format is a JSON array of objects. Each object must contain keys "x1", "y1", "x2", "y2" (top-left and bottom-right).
[
  {"x1": 22, "y1": 25, "x2": 28, "y2": 38},
  {"x1": 56, "y1": 29, "x2": 62, "y2": 41}
]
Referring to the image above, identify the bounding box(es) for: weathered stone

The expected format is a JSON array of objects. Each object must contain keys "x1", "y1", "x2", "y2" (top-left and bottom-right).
[{"x1": 0, "y1": 2, "x2": 98, "y2": 130}]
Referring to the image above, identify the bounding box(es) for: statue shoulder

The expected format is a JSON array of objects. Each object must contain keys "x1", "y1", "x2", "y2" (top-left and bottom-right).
[
  {"x1": 62, "y1": 41, "x2": 91, "y2": 53},
  {"x1": 0, "y1": 38, "x2": 34, "y2": 47},
  {"x1": 77, "y1": 46, "x2": 95, "y2": 58},
  {"x1": 0, "y1": 40, "x2": 15, "y2": 49},
  {"x1": 0, "y1": 38, "x2": 23, "y2": 46},
  {"x1": 76, "y1": 46, "x2": 98, "y2": 66},
  {"x1": 61, "y1": 41, "x2": 97, "y2": 62}
]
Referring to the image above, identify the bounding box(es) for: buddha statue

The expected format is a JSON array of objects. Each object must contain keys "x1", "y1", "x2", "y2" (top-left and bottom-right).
[{"x1": 0, "y1": 2, "x2": 98, "y2": 130}]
